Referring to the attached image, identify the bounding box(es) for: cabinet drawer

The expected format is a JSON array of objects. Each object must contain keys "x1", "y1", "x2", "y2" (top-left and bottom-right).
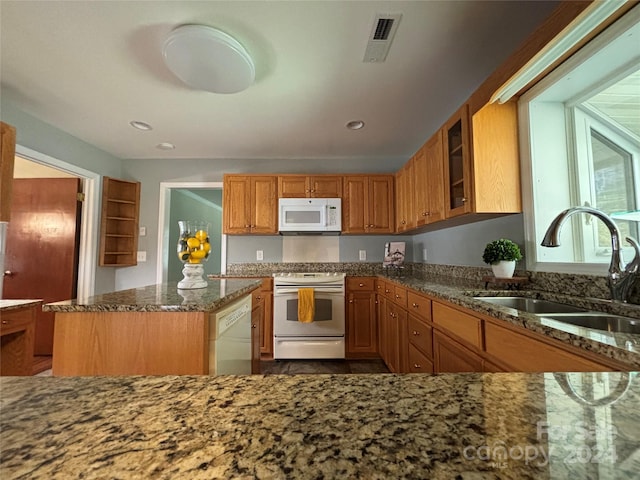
[
  {"x1": 0, "y1": 307, "x2": 35, "y2": 336},
  {"x1": 393, "y1": 285, "x2": 407, "y2": 308},
  {"x1": 484, "y1": 322, "x2": 610, "y2": 372},
  {"x1": 408, "y1": 314, "x2": 432, "y2": 359},
  {"x1": 408, "y1": 343, "x2": 434, "y2": 373},
  {"x1": 407, "y1": 291, "x2": 431, "y2": 321},
  {"x1": 432, "y1": 302, "x2": 482, "y2": 349},
  {"x1": 347, "y1": 277, "x2": 375, "y2": 291}
]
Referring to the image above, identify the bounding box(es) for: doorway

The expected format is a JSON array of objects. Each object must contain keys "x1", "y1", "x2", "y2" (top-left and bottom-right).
[{"x1": 157, "y1": 182, "x2": 226, "y2": 284}]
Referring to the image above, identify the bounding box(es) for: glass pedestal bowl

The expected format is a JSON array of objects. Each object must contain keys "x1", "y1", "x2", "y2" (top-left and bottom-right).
[{"x1": 176, "y1": 221, "x2": 211, "y2": 289}]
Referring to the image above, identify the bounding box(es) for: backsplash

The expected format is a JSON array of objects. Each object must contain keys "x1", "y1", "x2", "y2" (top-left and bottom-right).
[{"x1": 226, "y1": 261, "x2": 640, "y2": 306}]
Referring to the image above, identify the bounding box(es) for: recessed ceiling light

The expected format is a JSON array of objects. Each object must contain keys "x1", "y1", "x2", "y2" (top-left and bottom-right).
[
  {"x1": 129, "y1": 120, "x2": 152, "y2": 131},
  {"x1": 156, "y1": 142, "x2": 176, "y2": 150},
  {"x1": 346, "y1": 120, "x2": 365, "y2": 130}
]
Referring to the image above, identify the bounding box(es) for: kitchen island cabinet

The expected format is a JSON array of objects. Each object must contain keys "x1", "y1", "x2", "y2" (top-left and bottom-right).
[
  {"x1": 43, "y1": 279, "x2": 261, "y2": 376},
  {"x1": 2, "y1": 371, "x2": 638, "y2": 478}
]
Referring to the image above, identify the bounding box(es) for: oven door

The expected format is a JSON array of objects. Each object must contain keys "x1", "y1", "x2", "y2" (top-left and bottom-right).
[{"x1": 273, "y1": 289, "x2": 345, "y2": 337}]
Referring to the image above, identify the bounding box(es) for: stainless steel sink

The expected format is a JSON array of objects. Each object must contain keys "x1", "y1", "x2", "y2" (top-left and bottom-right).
[
  {"x1": 473, "y1": 296, "x2": 587, "y2": 314},
  {"x1": 541, "y1": 313, "x2": 640, "y2": 334}
]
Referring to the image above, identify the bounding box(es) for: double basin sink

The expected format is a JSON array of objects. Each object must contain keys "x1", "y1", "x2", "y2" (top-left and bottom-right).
[{"x1": 473, "y1": 296, "x2": 640, "y2": 334}]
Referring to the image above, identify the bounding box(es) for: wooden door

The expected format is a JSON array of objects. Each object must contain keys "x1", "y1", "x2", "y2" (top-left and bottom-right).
[
  {"x1": 369, "y1": 176, "x2": 394, "y2": 233},
  {"x1": 443, "y1": 104, "x2": 472, "y2": 218},
  {"x1": 310, "y1": 175, "x2": 342, "y2": 198},
  {"x1": 223, "y1": 176, "x2": 251, "y2": 233},
  {"x1": 343, "y1": 175, "x2": 367, "y2": 233},
  {"x1": 425, "y1": 129, "x2": 445, "y2": 223},
  {"x1": 346, "y1": 291, "x2": 377, "y2": 356},
  {"x1": 4, "y1": 178, "x2": 81, "y2": 355},
  {"x1": 433, "y1": 331, "x2": 483, "y2": 373},
  {"x1": 413, "y1": 148, "x2": 429, "y2": 227},
  {"x1": 250, "y1": 176, "x2": 277, "y2": 234},
  {"x1": 278, "y1": 175, "x2": 307, "y2": 198}
]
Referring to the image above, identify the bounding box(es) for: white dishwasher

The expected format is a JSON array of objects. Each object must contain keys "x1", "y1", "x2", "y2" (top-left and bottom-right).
[{"x1": 208, "y1": 295, "x2": 252, "y2": 375}]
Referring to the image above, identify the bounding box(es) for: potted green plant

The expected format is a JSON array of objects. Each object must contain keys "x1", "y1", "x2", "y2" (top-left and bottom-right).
[{"x1": 482, "y1": 238, "x2": 522, "y2": 278}]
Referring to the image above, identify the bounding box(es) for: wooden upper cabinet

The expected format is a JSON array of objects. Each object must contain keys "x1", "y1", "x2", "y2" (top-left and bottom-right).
[
  {"x1": 414, "y1": 131, "x2": 445, "y2": 226},
  {"x1": 343, "y1": 175, "x2": 394, "y2": 234},
  {"x1": 471, "y1": 101, "x2": 521, "y2": 213},
  {"x1": 99, "y1": 177, "x2": 141, "y2": 266},
  {"x1": 223, "y1": 174, "x2": 277, "y2": 234},
  {"x1": 395, "y1": 161, "x2": 414, "y2": 232},
  {"x1": 1, "y1": 121, "x2": 17, "y2": 222},
  {"x1": 443, "y1": 104, "x2": 473, "y2": 218},
  {"x1": 278, "y1": 175, "x2": 342, "y2": 198},
  {"x1": 443, "y1": 101, "x2": 521, "y2": 219}
]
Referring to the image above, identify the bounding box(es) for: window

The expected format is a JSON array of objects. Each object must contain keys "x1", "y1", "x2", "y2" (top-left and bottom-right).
[{"x1": 519, "y1": 8, "x2": 640, "y2": 274}]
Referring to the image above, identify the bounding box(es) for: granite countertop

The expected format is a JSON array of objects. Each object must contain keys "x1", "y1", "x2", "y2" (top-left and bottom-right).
[
  {"x1": 381, "y1": 274, "x2": 640, "y2": 370},
  {"x1": 0, "y1": 299, "x2": 42, "y2": 312},
  {"x1": 1, "y1": 372, "x2": 638, "y2": 479},
  {"x1": 41, "y1": 279, "x2": 261, "y2": 313}
]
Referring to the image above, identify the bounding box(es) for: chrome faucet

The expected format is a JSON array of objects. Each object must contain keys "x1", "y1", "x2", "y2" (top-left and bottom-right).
[{"x1": 541, "y1": 206, "x2": 640, "y2": 303}]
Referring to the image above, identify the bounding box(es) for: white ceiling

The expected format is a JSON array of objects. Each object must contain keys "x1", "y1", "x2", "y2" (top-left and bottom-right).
[{"x1": 1, "y1": 0, "x2": 560, "y2": 164}]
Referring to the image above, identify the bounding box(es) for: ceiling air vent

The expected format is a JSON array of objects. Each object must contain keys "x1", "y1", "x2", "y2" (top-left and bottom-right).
[{"x1": 363, "y1": 13, "x2": 402, "y2": 63}]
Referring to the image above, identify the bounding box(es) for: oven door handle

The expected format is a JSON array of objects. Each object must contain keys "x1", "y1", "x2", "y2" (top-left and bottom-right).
[{"x1": 274, "y1": 287, "x2": 344, "y2": 295}]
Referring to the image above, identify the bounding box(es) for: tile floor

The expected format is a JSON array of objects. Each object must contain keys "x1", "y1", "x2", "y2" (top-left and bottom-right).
[
  {"x1": 259, "y1": 359, "x2": 390, "y2": 375},
  {"x1": 34, "y1": 359, "x2": 390, "y2": 376}
]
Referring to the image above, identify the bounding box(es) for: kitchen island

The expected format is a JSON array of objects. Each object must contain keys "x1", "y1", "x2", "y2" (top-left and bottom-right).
[
  {"x1": 43, "y1": 279, "x2": 260, "y2": 376},
  {"x1": 1, "y1": 371, "x2": 638, "y2": 479}
]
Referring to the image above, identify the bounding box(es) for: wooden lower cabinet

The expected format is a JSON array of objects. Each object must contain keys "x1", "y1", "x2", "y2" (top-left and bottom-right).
[
  {"x1": 0, "y1": 303, "x2": 37, "y2": 376},
  {"x1": 484, "y1": 321, "x2": 613, "y2": 372},
  {"x1": 346, "y1": 277, "x2": 378, "y2": 358},
  {"x1": 254, "y1": 278, "x2": 273, "y2": 358},
  {"x1": 433, "y1": 330, "x2": 484, "y2": 373},
  {"x1": 408, "y1": 343, "x2": 434, "y2": 373}
]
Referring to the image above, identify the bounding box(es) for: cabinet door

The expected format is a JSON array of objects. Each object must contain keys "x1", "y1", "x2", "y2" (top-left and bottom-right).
[
  {"x1": 1, "y1": 121, "x2": 17, "y2": 222},
  {"x1": 434, "y1": 330, "x2": 483, "y2": 373},
  {"x1": 408, "y1": 343, "x2": 434, "y2": 373},
  {"x1": 223, "y1": 176, "x2": 251, "y2": 234},
  {"x1": 424, "y1": 129, "x2": 445, "y2": 223},
  {"x1": 251, "y1": 176, "x2": 278, "y2": 234},
  {"x1": 310, "y1": 175, "x2": 342, "y2": 197},
  {"x1": 346, "y1": 291, "x2": 378, "y2": 357},
  {"x1": 377, "y1": 295, "x2": 388, "y2": 362},
  {"x1": 443, "y1": 104, "x2": 472, "y2": 218},
  {"x1": 408, "y1": 314, "x2": 433, "y2": 359},
  {"x1": 278, "y1": 176, "x2": 308, "y2": 198},
  {"x1": 261, "y1": 293, "x2": 273, "y2": 356},
  {"x1": 395, "y1": 167, "x2": 408, "y2": 232},
  {"x1": 384, "y1": 302, "x2": 400, "y2": 373},
  {"x1": 343, "y1": 175, "x2": 367, "y2": 233},
  {"x1": 251, "y1": 302, "x2": 262, "y2": 374},
  {"x1": 368, "y1": 176, "x2": 394, "y2": 233},
  {"x1": 413, "y1": 148, "x2": 429, "y2": 227}
]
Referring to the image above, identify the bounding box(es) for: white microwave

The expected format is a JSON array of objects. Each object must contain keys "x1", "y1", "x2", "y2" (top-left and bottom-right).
[{"x1": 278, "y1": 198, "x2": 341, "y2": 234}]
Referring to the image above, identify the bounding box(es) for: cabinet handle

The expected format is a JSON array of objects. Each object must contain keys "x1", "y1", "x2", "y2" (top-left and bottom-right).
[
  {"x1": 385, "y1": 289, "x2": 390, "y2": 293},
  {"x1": 358, "y1": 283, "x2": 364, "y2": 287},
  {"x1": 461, "y1": 198, "x2": 467, "y2": 203},
  {"x1": 401, "y1": 220, "x2": 406, "y2": 225},
  {"x1": 412, "y1": 330, "x2": 420, "y2": 336},
  {"x1": 252, "y1": 323, "x2": 257, "y2": 329},
  {"x1": 395, "y1": 294, "x2": 399, "y2": 299},
  {"x1": 414, "y1": 363, "x2": 421, "y2": 369},
  {"x1": 1, "y1": 320, "x2": 8, "y2": 325},
  {"x1": 3, "y1": 270, "x2": 13, "y2": 276},
  {"x1": 245, "y1": 224, "x2": 251, "y2": 228},
  {"x1": 412, "y1": 303, "x2": 418, "y2": 308},
  {"x1": 349, "y1": 300, "x2": 353, "y2": 303}
]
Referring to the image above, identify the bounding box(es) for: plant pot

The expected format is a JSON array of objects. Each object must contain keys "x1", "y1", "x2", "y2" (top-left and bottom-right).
[{"x1": 491, "y1": 260, "x2": 516, "y2": 278}]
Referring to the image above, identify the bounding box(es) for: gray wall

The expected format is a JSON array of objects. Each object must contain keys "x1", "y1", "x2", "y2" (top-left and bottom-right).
[{"x1": 412, "y1": 214, "x2": 525, "y2": 267}]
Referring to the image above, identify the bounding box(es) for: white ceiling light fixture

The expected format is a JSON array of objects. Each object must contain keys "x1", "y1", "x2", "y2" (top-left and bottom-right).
[{"x1": 162, "y1": 24, "x2": 255, "y2": 94}]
